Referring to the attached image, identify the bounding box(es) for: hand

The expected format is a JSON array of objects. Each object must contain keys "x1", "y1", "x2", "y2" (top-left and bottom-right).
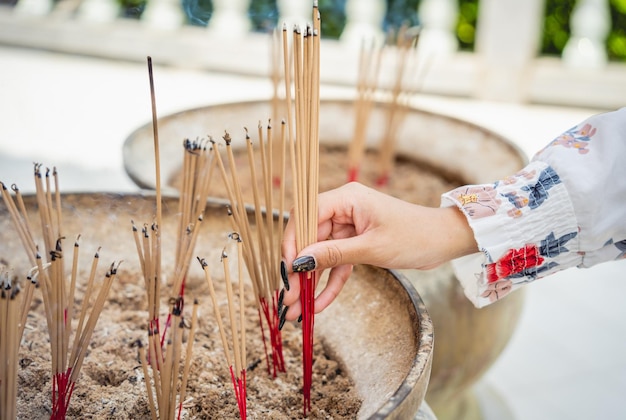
[{"x1": 280, "y1": 182, "x2": 477, "y2": 321}]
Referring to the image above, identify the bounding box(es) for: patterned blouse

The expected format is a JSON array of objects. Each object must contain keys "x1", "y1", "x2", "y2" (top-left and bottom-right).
[{"x1": 441, "y1": 107, "x2": 626, "y2": 308}]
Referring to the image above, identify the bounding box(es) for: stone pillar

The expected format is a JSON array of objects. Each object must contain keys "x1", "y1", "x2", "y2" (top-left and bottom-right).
[
  {"x1": 13, "y1": 0, "x2": 54, "y2": 16},
  {"x1": 207, "y1": 0, "x2": 252, "y2": 37},
  {"x1": 474, "y1": 0, "x2": 546, "y2": 102},
  {"x1": 562, "y1": 0, "x2": 611, "y2": 69},
  {"x1": 340, "y1": 0, "x2": 386, "y2": 47},
  {"x1": 277, "y1": 0, "x2": 311, "y2": 29},
  {"x1": 417, "y1": 0, "x2": 459, "y2": 57},
  {"x1": 77, "y1": 0, "x2": 119, "y2": 23},
  {"x1": 142, "y1": 0, "x2": 186, "y2": 29}
]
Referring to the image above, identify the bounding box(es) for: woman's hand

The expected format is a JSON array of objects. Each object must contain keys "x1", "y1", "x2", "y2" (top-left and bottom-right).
[{"x1": 280, "y1": 182, "x2": 477, "y2": 321}]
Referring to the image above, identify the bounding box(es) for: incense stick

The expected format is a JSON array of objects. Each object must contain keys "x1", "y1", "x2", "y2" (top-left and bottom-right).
[{"x1": 134, "y1": 58, "x2": 203, "y2": 420}]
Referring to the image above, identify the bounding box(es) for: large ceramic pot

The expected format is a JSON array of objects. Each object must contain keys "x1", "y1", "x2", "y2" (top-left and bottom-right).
[
  {"x1": 0, "y1": 192, "x2": 433, "y2": 419},
  {"x1": 123, "y1": 99, "x2": 528, "y2": 419}
]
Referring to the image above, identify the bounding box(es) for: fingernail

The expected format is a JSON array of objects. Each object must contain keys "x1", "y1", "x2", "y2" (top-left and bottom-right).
[
  {"x1": 292, "y1": 255, "x2": 316, "y2": 272},
  {"x1": 297, "y1": 314, "x2": 302, "y2": 323},
  {"x1": 279, "y1": 305, "x2": 289, "y2": 330},
  {"x1": 280, "y1": 260, "x2": 290, "y2": 291},
  {"x1": 277, "y1": 289, "x2": 284, "y2": 314}
]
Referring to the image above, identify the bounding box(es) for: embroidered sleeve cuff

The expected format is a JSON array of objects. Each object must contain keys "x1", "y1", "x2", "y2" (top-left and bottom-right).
[{"x1": 441, "y1": 160, "x2": 582, "y2": 308}]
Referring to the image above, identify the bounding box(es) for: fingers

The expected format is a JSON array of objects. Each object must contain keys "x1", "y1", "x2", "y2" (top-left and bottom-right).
[{"x1": 281, "y1": 264, "x2": 352, "y2": 321}]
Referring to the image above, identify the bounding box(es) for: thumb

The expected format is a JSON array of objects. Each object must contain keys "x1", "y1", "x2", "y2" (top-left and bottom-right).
[{"x1": 292, "y1": 237, "x2": 370, "y2": 273}]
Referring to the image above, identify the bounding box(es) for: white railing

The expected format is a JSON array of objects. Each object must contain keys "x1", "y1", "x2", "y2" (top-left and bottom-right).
[{"x1": 1, "y1": 0, "x2": 624, "y2": 110}]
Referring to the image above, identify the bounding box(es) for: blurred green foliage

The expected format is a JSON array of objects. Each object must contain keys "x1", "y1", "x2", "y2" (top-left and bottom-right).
[{"x1": 117, "y1": 0, "x2": 625, "y2": 61}]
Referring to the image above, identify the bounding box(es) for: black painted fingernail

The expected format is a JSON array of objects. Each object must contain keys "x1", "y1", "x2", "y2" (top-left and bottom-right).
[
  {"x1": 297, "y1": 314, "x2": 302, "y2": 323},
  {"x1": 279, "y1": 305, "x2": 289, "y2": 330},
  {"x1": 277, "y1": 289, "x2": 284, "y2": 314},
  {"x1": 292, "y1": 255, "x2": 316, "y2": 272},
  {"x1": 280, "y1": 260, "x2": 290, "y2": 291}
]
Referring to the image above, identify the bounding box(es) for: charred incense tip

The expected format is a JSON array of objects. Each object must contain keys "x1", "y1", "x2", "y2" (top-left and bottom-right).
[
  {"x1": 247, "y1": 359, "x2": 262, "y2": 371},
  {"x1": 197, "y1": 256, "x2": 208, "y2": 269},
  {"x1": 10, "y1": 183, "x2": 18, "y2": 192},
  {"x1": 221, "y1": 249, "x2": 228, "y2": 261},
  {"x1": 223, "y1": 131, "x2": 232, "y2": 145}
]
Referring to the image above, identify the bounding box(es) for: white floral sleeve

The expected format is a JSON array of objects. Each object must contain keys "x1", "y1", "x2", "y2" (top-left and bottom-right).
[{"x1": 441, "y1": 107, "x2": 626, "y2": 308}]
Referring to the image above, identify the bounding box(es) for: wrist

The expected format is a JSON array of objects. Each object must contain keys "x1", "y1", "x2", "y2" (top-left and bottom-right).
[{"x1": 438, "y1": 205, "x2": 478, "y2": 261}]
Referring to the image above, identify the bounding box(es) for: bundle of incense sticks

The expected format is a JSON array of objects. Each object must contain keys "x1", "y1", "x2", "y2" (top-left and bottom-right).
[
  {"x1": 198, "y1": 234, "x2": 248, "y2": 419},
  {"x1": 0, "y1": 268, "x2": 22, "y2": 420},
  {"x1": 133, "y1": 57, "x2": 203, "y2": 420},
  {"x1": 0, "y1": 166, "x2": 119, "y2": 419},
  {"x1": 281, "y1": 2, "x2": 321, "y2": 416},
  {"x1": 376, "y1": 26, "x2": 421, "y2": 187},
  {"x1": 347, "y1": 38, "x2": 384, "y2": 183},
  {"x1": 211, "y1": 123, "x2": 288, "y2": 377}
]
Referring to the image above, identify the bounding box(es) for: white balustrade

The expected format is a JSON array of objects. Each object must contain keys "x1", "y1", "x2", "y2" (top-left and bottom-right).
[
  {"x1": 562, "y1": 0, "x2": 611, "y2": 68},
  {"x1": 2, "y1": 0, "x2": 623, "y2": 108}
]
